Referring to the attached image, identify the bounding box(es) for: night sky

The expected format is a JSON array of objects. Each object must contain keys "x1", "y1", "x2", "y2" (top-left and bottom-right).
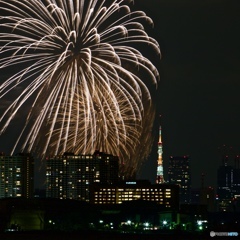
[
  {"x1": 136, "y1": 0, "x2": 240, "y2": 189},
  {"x1": 1, "y1": 0, "x2": 240, "y2": 190}
]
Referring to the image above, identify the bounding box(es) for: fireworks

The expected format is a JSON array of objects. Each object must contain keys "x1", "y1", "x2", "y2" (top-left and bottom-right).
[{"x1": 0, "y1": 0, "x2": 160, "y2": 177}]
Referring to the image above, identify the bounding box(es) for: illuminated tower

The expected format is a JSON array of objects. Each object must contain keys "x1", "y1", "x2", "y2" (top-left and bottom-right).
[{"x1": 156, "y1": 126, "x2": 164, "y2": 184}]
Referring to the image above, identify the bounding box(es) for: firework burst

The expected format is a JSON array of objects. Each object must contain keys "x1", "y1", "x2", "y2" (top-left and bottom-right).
[{"x1": 0, "y1": 0, "x2": 160, "y2": 177}]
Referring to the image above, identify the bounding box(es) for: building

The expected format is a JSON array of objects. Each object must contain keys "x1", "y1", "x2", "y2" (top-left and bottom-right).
[
  {"x1": 231, "y1": 156, "x2": 240, "y2": 197},
  {"x1": 168, "y1": 156, "x2": 191, "y2": 204},
  {"x1": 0, "y1": 153, "x2": 34, "y2": 198},
  {"x1": 190, "y1": 188, "x2": 201, "y2": 205},
  {"x1": 217, "y1": 155, "x2": 240, "y2": 211},
  {"x1": 156, "y1": 126, "x2": 164, "y2": 184},
  {"x1": 46, "y1": 151, "x2": 119, "y2": 201},
  {"x1": 200, "y1": 187, "x2": 216, "y2": 212},
  {"x1": 217, "y1": 164, "x2": 234, "y2": 200},
  {"x1": 90, "y1": 180, "x2": 179, "y2": 210}
]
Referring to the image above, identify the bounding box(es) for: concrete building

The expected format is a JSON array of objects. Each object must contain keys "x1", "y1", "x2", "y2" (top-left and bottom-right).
[
  {"x1": 46, "y1": 151, "x2": 119, "y2": 201},
  {"x1": 168, "y1": 156, "x2": 191, "y2": 204},
  {"x1": 90, "y1": 180, "x2": 179, "y2": 210},
  {"x1": 217, "y1": 155, "x2": 240, "y2": 211},
  {"x1": 0, "y1": 153, "x2": 34, "y2": 198}
]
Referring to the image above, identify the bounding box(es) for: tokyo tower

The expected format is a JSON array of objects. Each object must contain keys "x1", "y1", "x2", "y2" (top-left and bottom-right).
[{"x1": 156, "y1": 126, "x2": 164, "y2": 184}]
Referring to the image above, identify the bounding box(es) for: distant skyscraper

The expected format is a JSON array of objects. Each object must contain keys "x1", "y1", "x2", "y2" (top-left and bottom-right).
[
  {"x1": 46, "y1": 151, "x2": 119, "y2": 201},
  {"x1": 232, "y1": 155, "x2": 240, "y2": 196},
  {"x1": 156, "y1": 126, "x2": 164, "y2": 184},
  {"x1": 168, "y1": 156, "x2": 191, "y2": 204},
  {"x1": 217, "y1": 155, "x2": 240, "y2": 211},
  {"x1": 0, "y1": 153, "x2": 34, "y2": 198},
  {"x1": 217, "y1": 156, "x2": 234, "y2": 201}
]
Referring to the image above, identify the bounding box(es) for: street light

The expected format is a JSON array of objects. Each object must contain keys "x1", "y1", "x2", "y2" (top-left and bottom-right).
[
  {"x1": 144, "y1": 222, "x2": 149, "y2": 227},
  {"x1": 197, "y1": 220, "x2": 202, "y2": 226}
]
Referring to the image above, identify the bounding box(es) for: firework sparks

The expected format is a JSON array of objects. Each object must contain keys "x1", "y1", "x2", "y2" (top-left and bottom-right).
[{"x1": 0, "y1": 0, "x2": 160, "y2": 177}]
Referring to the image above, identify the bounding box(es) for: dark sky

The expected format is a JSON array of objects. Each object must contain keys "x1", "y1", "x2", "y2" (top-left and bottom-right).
[
  {"x1": 1, "y1": 0, "x2": 240, "y2": 189},
  {"x1": 136, "y1": 0, "x2": 240, "y2": 189}
]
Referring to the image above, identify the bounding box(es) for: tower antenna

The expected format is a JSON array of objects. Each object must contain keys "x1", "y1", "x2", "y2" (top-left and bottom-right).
[{"x1": 156, "y1": 124, "x2": 164, "y2": 184}]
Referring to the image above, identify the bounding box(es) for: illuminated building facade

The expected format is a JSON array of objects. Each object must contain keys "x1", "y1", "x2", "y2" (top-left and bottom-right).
[
  {"x1": 156, "y1": 126, "x2": 164, "y2": 184},
  {"x1": 46, "y1": 151, "x2": 119, "y2": 201},
  {"x1": 90, "y1": 180, "x2": 179, "y2": 210},
  {"x1": 217, "y1": 155, "x2": 240, "y2": 211},
  {"x1": 168, "y1": 156, "x2": 191, "y2": 204},
  {"x1": 0, "y1": 153, "x2": 34, "y2": 198}
]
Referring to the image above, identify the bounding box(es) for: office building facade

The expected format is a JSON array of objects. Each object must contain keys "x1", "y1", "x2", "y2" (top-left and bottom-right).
[
  {"x1": 46, "y1": 151, "x2": 119, "y2": 201},
  {"x1": 90, "y1": 180, "x2": 179, "y2": 210},
  {"x1": 168, "y1": 156, "x2": 191, "y2": 204},
  {"x1": 0, "y1": 153, "x2": 34, "y2": 198}
]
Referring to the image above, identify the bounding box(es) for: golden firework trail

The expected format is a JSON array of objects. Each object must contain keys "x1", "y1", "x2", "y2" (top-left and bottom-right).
[{"x1": 0, "y1": 0, "x2": 160, "y2": 177}]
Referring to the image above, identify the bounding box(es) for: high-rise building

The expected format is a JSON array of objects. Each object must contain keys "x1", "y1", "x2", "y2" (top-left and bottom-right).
[
  {"x1": 232, "y1": 156, "x2": 240, "y2": 196},
  {"x1": 156, "y1": 126, "x2": 164, "y2": 184},
  {"x1": 217, "y1": 155, "x2": 240, "y2": 211},
  {"x1": 217, "y1": 158, "x2": 233, "y2": 201},
  {"x1": 168, "y1": 156, "x2": 191, "y2": 204},
  {"x1": 0, "y1": 153, "x2": 34, "y2": 198},
  {"x1": 46, "y1": 151, "x2": 119, "y2": 201}
]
